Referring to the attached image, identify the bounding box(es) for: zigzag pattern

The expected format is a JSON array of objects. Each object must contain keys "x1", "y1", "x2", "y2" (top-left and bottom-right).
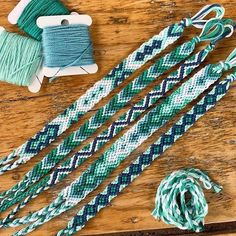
[
  {"x1": 61, "y1": 65, "x2": 220, "y2": 202},
  {"x1": 57, "y1": 76, "x2": 234, "y2": 236},
  {"x1": 3, "y1": 75, "x2": 234, "y2": 234},
  {"x1": 48, "y1": 47, "x2": 211, "y2": 186},
  {"x1": 0, "y1": 37, "x2": 197, "y2": 210},
  {"x1": 5, "y1": 63, "x2": 225, "y2": 234},
  {"x1": 0, "y1": 23, "x2": 184, "y2": 173}
]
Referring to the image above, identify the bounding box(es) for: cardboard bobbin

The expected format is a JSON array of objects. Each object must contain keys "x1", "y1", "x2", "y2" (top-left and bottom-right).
[{"x1": 37, "y1": 13, "x2": 98, "y2": 77}]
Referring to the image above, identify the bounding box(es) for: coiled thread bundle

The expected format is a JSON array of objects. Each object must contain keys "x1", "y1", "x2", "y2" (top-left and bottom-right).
[
  {"x1": 17, "y1": 0, "x2": 70, "y2": 41},
  {"x1": 152, "y1": 168, "x2": 222, "y2": 232},
  {"x1": 0, "y1": 30, "x2": 42, "y2": 86},
  {"x1": 42, "y1": 24, "x2": 95, "y2": 68}
]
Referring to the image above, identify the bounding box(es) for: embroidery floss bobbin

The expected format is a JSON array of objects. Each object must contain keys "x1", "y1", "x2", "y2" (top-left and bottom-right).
[
  {"x1": 8, "y1": 0, "x2": 70, "y2": 41},
  {"x1": 0, "y1": 27, "x2": 43, "y2": 92},
  {"x1": 37, "y1": 14, "x2": 98, "y2": 78}
]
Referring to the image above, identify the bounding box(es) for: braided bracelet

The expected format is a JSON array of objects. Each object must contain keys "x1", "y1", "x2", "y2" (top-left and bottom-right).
[
  {"x1": 0, "y1": 4, "x2": 224, "y2": 174},
  {"x1": 5, "y1": 48, "x2": 236, "y2": 236},
  {"x1": 0, "y1": 19, "x2": 232, "y2": 217},
  {"x1": 0, "y1": 19, "x2": 223, "y2": 210},
  {"x1": 56, "y1": 74, "x2": 235, "y2": 236}
]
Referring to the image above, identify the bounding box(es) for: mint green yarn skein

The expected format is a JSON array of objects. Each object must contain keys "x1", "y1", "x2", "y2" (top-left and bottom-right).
[
  {"x1": 0, "y1": 30, "x2": 42, "y2": 86},
  {"x1": 17, "y1": 0, "x2": 70, "y2": 41}
]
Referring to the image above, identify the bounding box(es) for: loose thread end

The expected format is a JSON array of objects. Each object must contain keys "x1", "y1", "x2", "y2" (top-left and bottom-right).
[
  {"x1": 212, "y1": 184, "x2": 223, "y2": 193},
  {"x1": 195, "y1": 221, "x2": 205, "y2": 233},
  {"x1": 151, "y1": 208, "x2": 160, "y2": 220}
]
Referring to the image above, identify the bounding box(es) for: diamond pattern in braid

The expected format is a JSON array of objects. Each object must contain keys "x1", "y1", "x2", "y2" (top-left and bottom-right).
[
  {"x1": 0, "y1": 23, "x2": 184, "y2": 173},
  {"x1": 7, "y1": 64, "x2": 224, "y2": 234},
  {"x1": 57, "y1": 76, "x2": 234, "y2": 236},
  {"x1": 0, "y1": 37, "x2": 196, "y2": 210}
]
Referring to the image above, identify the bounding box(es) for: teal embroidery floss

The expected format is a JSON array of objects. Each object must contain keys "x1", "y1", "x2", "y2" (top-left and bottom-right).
[
  {"x1": 16, "y1": 0, "x2": 70, "y2": 41},
  {"x1": 0, "y1": 30, "x2": 42, "y2": 86},
  {"x1": 42, "y1": 24, "x2": 95, "y2": 68},
  {"x1": 152, "y1": 168, "x2": 222, "y2": 232}
]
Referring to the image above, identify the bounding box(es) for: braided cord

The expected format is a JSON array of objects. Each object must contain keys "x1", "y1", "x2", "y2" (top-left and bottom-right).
[
  {"x1": 0, "y1": 37, "x2": 200, "y2": 207},
  {"x1": 152, "y1": 168, "x2": 222, "y2": 232},
  {"x1": 56, "y1": 74, "x2": 235, "y2": 236},
  {"x1": 0, "y1": 44, "x2": 214, "y2": 218},
  {"x1": 7, "y1": 61, "x2": 227, "y2": 235},
  {"x1": 0, "y1": 23, "x2": 184, "y2": 172},
  {"x1": 0, "y1": 4, "x2": 224, "y2": 174}
]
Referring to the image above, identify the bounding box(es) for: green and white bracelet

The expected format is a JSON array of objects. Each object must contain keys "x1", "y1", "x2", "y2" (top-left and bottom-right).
[
  {"x1": 5, "y1": 47, "x2": 236, "y2": 236},
  {"x1": 0, "y1": 18, "x2": 232, "y2": 218},
  {"x1": 0, "y1": 4, "x2": 224, "y2": 174}
]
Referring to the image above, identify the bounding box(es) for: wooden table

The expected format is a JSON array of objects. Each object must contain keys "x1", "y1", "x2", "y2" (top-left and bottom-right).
[{"x1": 0, "y1": 0, "x2": 236, "y2": 235}]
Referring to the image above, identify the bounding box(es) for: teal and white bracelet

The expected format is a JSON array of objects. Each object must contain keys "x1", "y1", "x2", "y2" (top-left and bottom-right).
[{"x1": 0, "y1": 4, "x2": 224, "y2": 174}]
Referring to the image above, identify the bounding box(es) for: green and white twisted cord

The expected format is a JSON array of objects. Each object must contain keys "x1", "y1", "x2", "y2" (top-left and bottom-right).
[
  {"x1": 5, "y1": 48, "x2": 236, "y2": 236},
  {"x1": 0, "y1": 19, "x2": 228, "y2": 215},
  {"x1": 0, "y1": 4, "x2": 224, "y2": 174},
  {"x1": 152, "y1": 168, "x2": 222, "y2": 232},
  {"x1": 57, "y1": 74, "x2": 235, "y2": 236}
]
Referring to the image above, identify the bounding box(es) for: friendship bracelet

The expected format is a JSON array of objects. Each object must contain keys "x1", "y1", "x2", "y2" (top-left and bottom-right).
[
  {"x1": 0, "y1": 19, "x2": 222, "y2": 209},
  {"x1": 0, "y1": 19, "x2": 228, "y2": 213},
  {"x1": 56, "y1": 74, "x2": 235, "y2": 236},
  {"x1": 0, "y1": 19, "x2": 232, "y2": 218},
  {"x1": 5, "y1": 48, "x2": 236, "y2": 236},
  {"x1": 0, "y1": 4, "x2": 224, "y2": 174}
]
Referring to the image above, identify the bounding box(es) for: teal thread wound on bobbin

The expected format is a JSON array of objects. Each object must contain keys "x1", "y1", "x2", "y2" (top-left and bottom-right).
[
  {"x1": 0, "y1": 30, "x2": 42, "y2": 86},
  {"x1": 152, "y1": 168, "x2": 222, "y2": 232},
  {"x1": 17, "y1": 0, "x2": 70, "y2": 41},
  {"x1": 42, "y1": 24, "x2": 95, "y2": 68}
]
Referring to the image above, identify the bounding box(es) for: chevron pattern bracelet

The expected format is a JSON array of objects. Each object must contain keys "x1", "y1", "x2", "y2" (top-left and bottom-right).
[
  {"x1": 0, "y1": 4, "x2": 224, "y2": 174},
  {"x1": 0, "y1": 19, "x2": 231, "y2": 218},
  {"x1": 57, "y1": 73, "x2": 235, "y2": 236}
]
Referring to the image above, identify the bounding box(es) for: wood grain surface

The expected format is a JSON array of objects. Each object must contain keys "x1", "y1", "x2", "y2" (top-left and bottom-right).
[{"x1": 0, "y1": 0, "x2": 236, "y2": 235}]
